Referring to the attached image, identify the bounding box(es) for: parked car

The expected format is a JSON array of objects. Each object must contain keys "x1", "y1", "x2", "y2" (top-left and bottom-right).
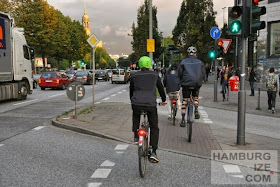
[
  {"x1": 73, "y1": 70, "x2": 93, "y2": 85},
  {"x1": 111, "y1": 69, "x2": 129, "y2": 84},
  {"x1": 39, "y1": 72, "x2": 71, "y2": 90},
  {"x1": 95, "y1": 70, "x2": 109, "y2": 81}
]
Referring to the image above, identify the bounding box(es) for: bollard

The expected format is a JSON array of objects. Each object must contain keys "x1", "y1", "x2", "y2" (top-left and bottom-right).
[{"x1": 256, "y1": 88, "x2": 261, "y2": 110}]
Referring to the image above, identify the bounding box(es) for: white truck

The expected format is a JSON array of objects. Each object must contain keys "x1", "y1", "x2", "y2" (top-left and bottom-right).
[{"x1": 0, "y1": 12, "x2": 34, "y2": 101}]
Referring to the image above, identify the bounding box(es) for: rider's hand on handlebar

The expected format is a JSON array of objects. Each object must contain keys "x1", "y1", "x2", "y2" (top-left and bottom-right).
[{"x1": 159, "y1": 102, "x2": 167, "y2": 106}]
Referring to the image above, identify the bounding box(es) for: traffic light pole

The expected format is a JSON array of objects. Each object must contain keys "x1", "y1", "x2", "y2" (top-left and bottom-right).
[
  {"x1": 92, "y1": 48, "x2": 96, "y2": 106},
  {"x1": 237, "y1": 0, "x2": 247, "y2": 145},
  {"x1": 214, "y1": 39, "x2": 218, "y2": 102},
  {"x1": 149, "y1": 0, "x2": 153, "y2": 60}
]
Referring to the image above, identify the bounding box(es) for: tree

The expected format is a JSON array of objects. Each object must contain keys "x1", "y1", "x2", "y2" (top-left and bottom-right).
[
  {"x1": 117, "y1": 57, "x2": 131, "y2": 68},
  {"x1": 0, "y1": 0, "x2": 12, "y2": 13},
  {"x1": 95, "y1": 47, "x2": 113, "y2": 69},
  {"x1": 131, "y1": 0, "x2": 162, "y2": 61},
  {"x1": 172, "y1": 0, "x2": 217, "y2": 64}
]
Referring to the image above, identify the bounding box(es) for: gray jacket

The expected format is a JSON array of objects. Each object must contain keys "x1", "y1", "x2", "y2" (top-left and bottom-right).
[{"x1": 178, "y1": 56, "x2": 205, "y2": 88}]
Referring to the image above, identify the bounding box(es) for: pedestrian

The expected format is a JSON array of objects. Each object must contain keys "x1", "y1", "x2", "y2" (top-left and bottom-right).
[
  {"x1": 163, "y1": 63, "x2": 181, "y2": 120},
  {"x1": 249, "y1": 67, "x2": 256, "y2": 96},
  {"x1": 130, "y1": 56, "x2": 167, "y2": 163},
  {"x1": 265, "y1": 67, "x2": 279, "y2": 114},
  {"x1": 161, "y1": 67, "x2": 166, "y2": 77},
  {"x1": 221, "y1": 67, "x2": 232, "y2": 101},
  {"x1": 205, "y1": 64, "x2": 210, "y2": 82}
]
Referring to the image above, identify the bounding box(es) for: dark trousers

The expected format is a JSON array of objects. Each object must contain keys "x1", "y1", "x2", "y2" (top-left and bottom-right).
[
  {"x1": 249, "y1": 81, "x2": 254, "y2": 95},
  {"x1": 222, "y1": 81, "x2": 228, "y2": 100},
  {"x1": 267, "y1": 91, "x2": 277, "y2": 109},
  {"x1": 132, "y1": 104, "x2": 159, "y2": 150}
]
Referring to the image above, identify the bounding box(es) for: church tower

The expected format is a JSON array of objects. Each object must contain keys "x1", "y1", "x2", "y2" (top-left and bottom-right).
[{"x1": 82, "y1": 8, "x2": 91, "y2": 36}]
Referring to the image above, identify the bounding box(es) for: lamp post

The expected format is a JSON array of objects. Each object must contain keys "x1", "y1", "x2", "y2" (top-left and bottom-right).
[
  {"x1": 149, "y1": 0, "x2": 153, "y2": 60},
  {"x1": 222, "y1": 7, "x2": 226, "y2": 25}
]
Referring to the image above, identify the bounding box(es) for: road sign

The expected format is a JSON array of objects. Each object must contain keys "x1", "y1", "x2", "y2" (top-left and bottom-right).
[
  {"x1": 210, "y1": 27, "x2": 221, "y2": 39},
  {"x1": 87, "y1": 33, "x2": 100, "y2": 48},
  {"x1": 67, "y1": 82, "x2": 85, "y2": 101},
  {"x1": 218, "y1": 38, "x2": 232, "y2": 53},
  {"x1": 147, "y1": 39, "x2": 155, "y2": 52}
]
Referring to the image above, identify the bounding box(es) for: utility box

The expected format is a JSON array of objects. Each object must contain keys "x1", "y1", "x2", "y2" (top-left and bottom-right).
[{"x1": 229, "y1": 76, "x2": 239, "y2": 91}]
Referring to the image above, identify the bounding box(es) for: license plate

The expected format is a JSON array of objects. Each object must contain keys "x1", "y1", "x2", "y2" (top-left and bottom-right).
[
  {"x1": 98, "y1": 78, "x2": 102, "y2": 79},
  {"x1": 45, "y1": 80, "x2": 53, "y2": 82}
]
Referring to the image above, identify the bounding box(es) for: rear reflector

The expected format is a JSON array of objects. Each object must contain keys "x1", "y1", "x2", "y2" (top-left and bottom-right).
[
  {"x1": 138, "y1": 129, "x2": 146, "y2": 136},
  {"x1": 171, "y1": 100, "x2": 177, "y2": 104}
]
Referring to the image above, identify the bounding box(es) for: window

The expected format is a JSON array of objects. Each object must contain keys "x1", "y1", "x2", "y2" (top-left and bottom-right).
[
  {"x1": 23, "y1": 45, "x2": 30, "y2": 60},
  {"x1": 269, "y1": 22, "x2": 280, "y2": 57}
]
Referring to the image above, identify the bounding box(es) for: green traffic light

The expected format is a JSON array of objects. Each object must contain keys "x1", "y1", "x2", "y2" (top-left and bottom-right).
[
  {"x1": 81, "y1": 61, "x2": 85, "y2": 66},
  {"x1": 230, "y1": 20, "x2": 242, "y2": 33},
  {"x1": 208, "y1": 51, "x2": 216, "y2": 59}
]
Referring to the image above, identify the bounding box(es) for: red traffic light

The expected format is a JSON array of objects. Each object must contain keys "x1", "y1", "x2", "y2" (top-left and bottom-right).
[{"x1": 230, "y1": 6, "x2": 242, "y2": 19}]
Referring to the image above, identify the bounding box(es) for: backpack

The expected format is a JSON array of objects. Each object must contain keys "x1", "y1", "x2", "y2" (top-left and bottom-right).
[{"x1": 266, "y1": 74, "x2": 276, "y2": 90}]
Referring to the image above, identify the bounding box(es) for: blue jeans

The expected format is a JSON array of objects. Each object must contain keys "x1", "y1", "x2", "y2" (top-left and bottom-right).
[
  {"x1": 249, "y1": 81, "x2": 254, "y2": 95},
  {"x1": 222, "y1": 81, "x2": 228, "y2": 100},
  {"x1": 267, "y1": 91, "x2": 276, "y2": 109}
]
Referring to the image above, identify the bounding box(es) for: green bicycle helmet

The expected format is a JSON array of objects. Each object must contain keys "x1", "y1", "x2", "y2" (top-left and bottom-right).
[{"x1": 138, "y1": 56, "x2": 152, "y2": 69}]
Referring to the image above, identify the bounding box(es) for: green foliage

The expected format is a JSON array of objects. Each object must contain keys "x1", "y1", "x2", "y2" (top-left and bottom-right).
[
  {"x1": 117, "y1": 57, "x2": 131, "y2": 68},
  {"x1": 2, "y1": 0, "x2": 89, "y2": 70},
  {"x1": 131, "y1": 0, "x2": 162, "y2": 61},
  {"x1": 172, "y1": 0, "x2": 217, "y2": 64},
  {"x1": 95, "y1": 47, "x2": 113, "y2": 69}
]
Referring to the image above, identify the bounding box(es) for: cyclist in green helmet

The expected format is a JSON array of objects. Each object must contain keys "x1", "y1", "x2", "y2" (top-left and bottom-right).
[{"x1": 130, "y1": 56, "x2": 166, "y2": 163}]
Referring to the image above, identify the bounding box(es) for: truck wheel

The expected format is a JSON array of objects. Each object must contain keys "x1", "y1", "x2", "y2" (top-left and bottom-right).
[{"x1": 18, "y1": 81, "x2": 28, "y2": 100}]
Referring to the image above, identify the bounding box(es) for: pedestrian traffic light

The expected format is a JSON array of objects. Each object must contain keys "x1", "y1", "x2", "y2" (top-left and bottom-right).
[
  {"x1": 80, "y1": 60, "x2": 85, "y2": 66},
  {"x1": 228, "y1": 6, "x2": 243, "y2": 35},
  {"x1": 216, "y1": 41, "x2": 224, "y2": 58},
  {"x1": 208, "y1": 46, "x2": 216, "y2": 59},
  {"x1": 249, "y1": 0, "x2": 266, "y2": 36}
]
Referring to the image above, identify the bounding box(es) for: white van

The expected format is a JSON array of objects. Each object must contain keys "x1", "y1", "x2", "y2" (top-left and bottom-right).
[{"x1": 111, "y1": 69, "x2": 129, "y2": 84}]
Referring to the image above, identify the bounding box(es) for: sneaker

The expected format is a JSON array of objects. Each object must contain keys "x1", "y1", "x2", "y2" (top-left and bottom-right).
[
  {"x1": 195, "y1": 111, "x2": 200, "y2": 119},
  {"x1": 134, "y1": 138, "x2": 139, "y2": 144},
  {"x1": 180, "y1": 120, "x2": 186, "y2": 127},
  {"x1": 272, "y1": 108, "x2": 275, "y2": 114},
  {"x1": 149, "y1": 153, "x2": 159, "y2": 163},
  {"x1": 268, "y1": 108, "x2": 272, "y2": 112}
]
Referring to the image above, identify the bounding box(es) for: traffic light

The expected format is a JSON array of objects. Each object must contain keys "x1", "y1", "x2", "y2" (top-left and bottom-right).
[
  {"x1": 208, "y1": 46, "x2": 216, "y2": 59},
  {"x1": 228, "y1": 6, "x2": 243, "y2": 35},
  {"x1": 80, "y1": 60, "x2": 85, "y2": 66},
  {"x1": 250, "y1": 0, "x2": 266, "y2": 36},
  {"x1": 216, "y1": 40, "x2": 224, "y2": 58}
]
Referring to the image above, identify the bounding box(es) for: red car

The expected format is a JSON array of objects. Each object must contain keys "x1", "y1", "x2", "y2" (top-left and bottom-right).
[{"x1": 39, "y1": 72, "x2": 71, "y2": 90}]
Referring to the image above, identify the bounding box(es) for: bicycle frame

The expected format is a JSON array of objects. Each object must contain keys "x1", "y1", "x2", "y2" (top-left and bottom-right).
[{"x1": 169, "y1": 92, "x2": 179, "y2": 126}]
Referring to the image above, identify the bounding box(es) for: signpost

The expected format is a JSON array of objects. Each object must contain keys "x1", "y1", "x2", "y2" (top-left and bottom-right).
[
  {"x1": 147, "y1": 39, "x2": 155, "y2": 53},
  {"x1": 87, "y1": 33, "x2": 99, "y2": 106},
  {"x1": 218, "y1": 38, "x2": 232, "y2": 53},
  {"x1": 210, "y1": 27, "x2": 221, "y2": 102},
  {"x1": 67, "y1": 82, "x2": 85, "y2": 118}
]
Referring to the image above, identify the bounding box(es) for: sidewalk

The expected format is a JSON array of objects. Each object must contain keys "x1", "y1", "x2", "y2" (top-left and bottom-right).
[{"x1": 52, "y1": 75, "x2": 280, "y2": 169}]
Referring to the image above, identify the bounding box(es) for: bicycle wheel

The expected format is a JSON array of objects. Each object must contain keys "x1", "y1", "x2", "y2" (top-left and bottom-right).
[
  {"x1": 138, "y1": 136, "x2": 148, "y2": 178},
  {"x1": 186, "y1": 105, "x2": 193, "y2": 142}
]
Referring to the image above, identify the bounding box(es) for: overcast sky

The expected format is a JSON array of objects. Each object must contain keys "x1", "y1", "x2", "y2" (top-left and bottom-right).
[{"x1": 47, "y1": 0, "x2": 234, "y2": 55}]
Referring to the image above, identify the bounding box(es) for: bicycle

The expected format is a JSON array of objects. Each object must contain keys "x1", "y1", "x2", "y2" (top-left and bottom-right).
[
  {"x1": 186, "y1": 97, "x2": 194, "y2": 142},
  {"x1": 137, "y1": 110, "x2": 151, "y2": 178},
  {"x1": 169, "y1": 92, "x2": 179, "y2": 126}
]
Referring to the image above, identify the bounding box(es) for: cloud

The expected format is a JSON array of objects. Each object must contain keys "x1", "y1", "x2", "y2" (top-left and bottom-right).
[
  {"x1": 115, "y1": 26, "x2": 131, "y2": 37},
  {"x1": 100, "y1": 25, "x2": 111, "y2": 36}
]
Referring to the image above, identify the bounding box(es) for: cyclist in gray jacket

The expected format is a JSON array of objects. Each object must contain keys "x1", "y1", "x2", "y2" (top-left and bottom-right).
[{"x1": 178, "y1": 46, "x2": 205, "y2": 127}]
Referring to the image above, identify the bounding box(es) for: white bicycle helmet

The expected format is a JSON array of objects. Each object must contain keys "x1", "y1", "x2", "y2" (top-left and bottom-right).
[{"x1": 187, "y1": 46, "x2": 197, "y2": 55}]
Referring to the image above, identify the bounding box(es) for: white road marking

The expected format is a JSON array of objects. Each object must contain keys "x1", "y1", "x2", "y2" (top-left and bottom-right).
[
  {"x1": 13, "y1": 99, "x2": 39, "y2": 106},
  {"x1": 48, "y1": 93, "x2": 65, "y2": 98},
  {"x1": 87, "y1": 182, "x2": 102, "y2": 187},
  {"x1": 232, "y1": 175, "x2": 244, "y2": 178},
  {"x1": 0, "y1": 144, "x2": 4, "y2": 147},
  {"x1": 33, "y1": 126, "x2": 45, "y2": 130},
  {"x1": 198, "y1": 106, "x2": 204, "y2": 109},
  {"x1": 116, "y1": 151, "x2": 124, "y2": 154},
  {"x1": 91, "y1": 169, "x2": 112, "y2": 178},
  {"x1": 95, "y1": 102, "x2": 101, "y2": 104},
  {"x1": 223, "y1": 165, "x2": 241, "y2": 173},
  {"x1": 118, "y1": 92, "x2": 122, "y2": 94},
  {"x1": 110, "y1": 94, "x2": 117, "y2": 97},
  {"x1": 100, "y1": 160, "x2": 115, "y2": 167},
  {"x1": 102, "y1": 97, "x2": 110, "y2": 101},
  {"x1": 204, "y1": 120, "x2": 213, "y2": 124},
  {"x1": 199, "y1": 109, "x2": 213, "y2": 124},
  {"x1": 114, "y1": 144, "x2": 129, "y2": 150},
  {"x1": 122, "y1": 90, "x2": 126, "y2": 92}
]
